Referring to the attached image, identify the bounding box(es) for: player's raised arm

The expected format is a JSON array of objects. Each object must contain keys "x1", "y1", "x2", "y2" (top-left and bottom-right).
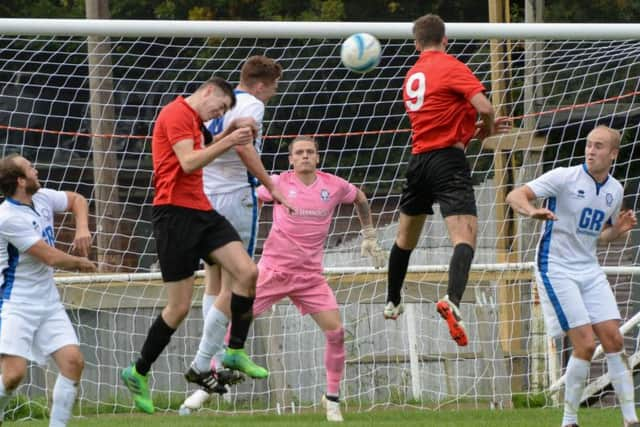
[
  {"x1": 65, "y1": 191, "x2": 91, "y2": 257},
  {"x1": 506, "y1": 185, "x2": 558, "y2": 221}
]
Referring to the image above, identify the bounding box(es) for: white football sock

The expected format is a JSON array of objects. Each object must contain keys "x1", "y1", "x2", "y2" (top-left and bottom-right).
[
  {"x1": 562, "y1": 356, "x2": 590, "y2": 427},
  {"x1": 192, "y1": 306, "x2": 229, "y2": 373},
  {"x1": 49, "y1": 374, "x2": 77, "y2": 427},
  {"x1": 606, "y1": 351, "x2": 638, "y2": 423},
  {"x1": 213, "y1": 347, "x2": 225, "y2": 372},
  {"x1": 202, "y1": 294, "x2": 216, "y2": 319}
]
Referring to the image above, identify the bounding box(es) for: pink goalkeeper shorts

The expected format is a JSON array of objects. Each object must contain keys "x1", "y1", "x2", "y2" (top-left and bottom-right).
[{"x1": 253, "y1": 264, "x2": 338, "y2": 316}]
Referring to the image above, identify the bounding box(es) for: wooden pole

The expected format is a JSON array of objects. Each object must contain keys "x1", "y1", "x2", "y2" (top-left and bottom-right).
[
  {"x1": 488, "y1": 0, "x2": 522, "y2": 396},
  {"x1": 85, "y1": 0, "x2": 125, "y2": 271}
]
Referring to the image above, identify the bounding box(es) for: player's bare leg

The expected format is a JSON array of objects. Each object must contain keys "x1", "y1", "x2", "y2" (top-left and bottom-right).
[
  {"x1": 202, "y1": 263, "x2": 223, "y2": 319},
  {"x1": 0, "y1": 355, "x2": 27, "y2": 423}
]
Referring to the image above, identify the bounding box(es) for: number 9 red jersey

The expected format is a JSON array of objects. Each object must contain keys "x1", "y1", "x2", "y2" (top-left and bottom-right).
[{"x1": 403, "y1": 50, "x2": 486, "y2": 155}]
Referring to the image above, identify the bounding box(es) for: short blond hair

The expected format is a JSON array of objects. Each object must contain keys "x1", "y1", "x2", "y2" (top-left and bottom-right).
[
  {"x1": 587, "y1": 125, "x2": 621, "y2": 150},
  {"x1": 288, "y1": 136, "x2": 319, "y2": 154}
]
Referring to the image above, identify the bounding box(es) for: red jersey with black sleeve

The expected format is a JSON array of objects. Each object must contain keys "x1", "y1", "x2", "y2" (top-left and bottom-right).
[
  {"x1": 403, "y1": 50, "x2": 486, "y2": 154},
  {"x1": 152, "y1": 96, "x2": 213, "y2": 210}
]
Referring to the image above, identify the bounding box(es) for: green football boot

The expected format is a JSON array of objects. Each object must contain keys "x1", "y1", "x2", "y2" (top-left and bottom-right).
[
  {"x1": 222, "y1": 348, "x2": 269, "y2": 379},
  {"x1": 121, "y1": 364, "x2": 154, "y2": 414}
]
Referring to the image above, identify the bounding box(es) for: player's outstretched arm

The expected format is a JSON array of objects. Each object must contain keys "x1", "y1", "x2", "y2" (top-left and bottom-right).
[
  {"x1": 65, "y1": 191, "x2": 91, "y2": 257},
  {"x1": 354, "y1": 189, "x2": 386, "y2": 268},
  {"x1": 599, "y1": 209, "x2": 638, "y2": 243},
  {"x1": 506, "y1": 185, "x2": 558, "y2": 221},
  {"x1": 233, "y1": 144, "x2": 293, "y2": 212},
  {"x1": 26, "y1": 240, "x2": 97, "y2": 272}
]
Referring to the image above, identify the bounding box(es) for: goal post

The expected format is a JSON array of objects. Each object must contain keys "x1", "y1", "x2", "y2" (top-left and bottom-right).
[{"x1": 0, "y1": 18, "x2": 639, "y2": 418}]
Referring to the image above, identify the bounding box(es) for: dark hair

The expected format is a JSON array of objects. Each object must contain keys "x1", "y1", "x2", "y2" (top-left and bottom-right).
[
  {"x1": 0, "y1": 154, "x2": 24, "y2": 197},
  {"x1": 198, "y1": 76, "x2": 237, "y2": 109},
  {"x1": 288, "y1": 136, "x2": 319, "y2": 154},
  {"x1": 240, "y1": 56, "x2": 282, "y2": 87},
  {"x1": 413, "y1": 14, "x2": 446, "y2": 47}
]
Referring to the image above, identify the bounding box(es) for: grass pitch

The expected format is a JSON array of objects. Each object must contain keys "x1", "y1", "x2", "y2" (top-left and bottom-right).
[{"x1": 15, "y1": 407, "x2": 624, "y2": 426}]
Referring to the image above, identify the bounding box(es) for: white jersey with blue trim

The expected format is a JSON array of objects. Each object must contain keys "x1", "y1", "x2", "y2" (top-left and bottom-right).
[
  {"x1": 528, "y1": 164, "x2": 623, "y2": 273},
  {"x1": 0, "y1": 189, "x2": 68, "y2": 305},
  {"x1": 203, "y1": 90, "x2": 265, "y2": 194}
]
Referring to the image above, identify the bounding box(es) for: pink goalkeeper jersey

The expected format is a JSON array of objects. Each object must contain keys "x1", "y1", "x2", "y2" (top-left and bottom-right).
[{"x1": 257, "y1": 171, "x2": 358, "y2": 272}]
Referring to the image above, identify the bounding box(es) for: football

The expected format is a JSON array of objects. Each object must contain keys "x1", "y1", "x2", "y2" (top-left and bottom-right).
[{"x1": 340, "y1": 33, "x2": 381, "y2": 74}]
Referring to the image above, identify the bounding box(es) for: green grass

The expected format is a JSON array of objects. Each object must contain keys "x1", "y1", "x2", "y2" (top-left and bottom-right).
[{"x1": 12, "y1": 407, "x2": 625, "y2": 427}]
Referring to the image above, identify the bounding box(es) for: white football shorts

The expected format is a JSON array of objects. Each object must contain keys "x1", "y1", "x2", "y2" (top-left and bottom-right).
[
  {"x1": 0, "y1": 301, "x2": 79, "y2": 365},
  {"x1": 206, "y1": 186, "x2": 259, "y2": 257},
  {"x1": 534, "y1": 267, "x2": 621, "y2": 338}
]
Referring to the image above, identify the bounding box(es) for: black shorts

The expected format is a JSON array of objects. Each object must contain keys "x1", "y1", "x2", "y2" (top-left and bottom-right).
[
  {"x1": 399, "y1": 147, "x2": 477, "y2": 217},
  {"x1": 152, "y1": 205, "x2": 241, "y2": 282}
]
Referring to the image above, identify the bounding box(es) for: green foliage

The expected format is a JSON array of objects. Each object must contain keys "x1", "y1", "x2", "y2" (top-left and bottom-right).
[
  {"x1": 0, "y1": 0, "x2": 84, "y2": 18},
  {"x1": 2, "y1": 0, "x2": 640, "y2": 22},
  {"x1": 543, "y1": 0, "x2": 640, "y2": 22}
]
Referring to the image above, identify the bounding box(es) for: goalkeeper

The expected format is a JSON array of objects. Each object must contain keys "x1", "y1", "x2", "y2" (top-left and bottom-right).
[{"x1": 182, "y1": 136, "x2": 386, "y2": 422}]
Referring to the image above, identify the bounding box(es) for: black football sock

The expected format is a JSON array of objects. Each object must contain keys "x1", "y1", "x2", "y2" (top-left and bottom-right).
[
  {"x1": 387, "y1": 243, "x2": 412, "y2": 306},
  {"x1": 228, "y1": 293, "x2": 255, "y2": 349},
  {"x1": 135, "y1": 314, "x2": 176, "y2": 375},
  {"x1": 447, "y1": 243, "x2": 474, "y2": 307}
]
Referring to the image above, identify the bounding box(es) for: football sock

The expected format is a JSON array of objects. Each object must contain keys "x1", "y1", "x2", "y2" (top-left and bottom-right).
[
  {"x1": 387, "y1": 243, "x2": 412, "y2": 306},
  {"x1": 202, "y1": 293, "x2": 216, "y2": 319},
  {"x1": 49, "y1": 374, "x2": 77, "y2": 427},
  {"x1": 606, "y1": 351, "x2": 638, "y2": 423},
  {"x1": 324, "y1": 327, "x2": 345, "y2": 396},
  {"x1": 447, "y1": 243, "x2": 474, "y2": 307},
  {"x1": 193, "y1": 306, "x2": 229, "y2": 373},
  {"x1": 562, "y1": 356, "x2": 590, "y2": 427},
  {"x1": 228, "y1": 293, "x2": 255, "y2": 349},
  {"x1": 135, "y1": 314, "x2": 176, "y2": 375}
]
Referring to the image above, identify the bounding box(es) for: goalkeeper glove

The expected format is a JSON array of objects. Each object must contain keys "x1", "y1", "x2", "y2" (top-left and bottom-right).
[{"x1": 360, "y1": 227, "x2": 387, "y2": 269}]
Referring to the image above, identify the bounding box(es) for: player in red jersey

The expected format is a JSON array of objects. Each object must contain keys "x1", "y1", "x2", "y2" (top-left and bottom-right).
[
  {"x1": 121, "y1": 77, "x2": 272, "y2": 414},
  {"x1": 384, "y1": 14, "x2": 504, "y2": 347}
]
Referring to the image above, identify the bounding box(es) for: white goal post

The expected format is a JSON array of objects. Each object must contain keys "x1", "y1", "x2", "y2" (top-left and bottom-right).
[{"x1": 0, "y1": 19, "x2": 639, "y2": 418}]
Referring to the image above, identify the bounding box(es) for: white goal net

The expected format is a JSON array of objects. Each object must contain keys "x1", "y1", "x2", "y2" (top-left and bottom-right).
[{"x1": 0, "y1": 19, "x2": 639, "y2": 418}]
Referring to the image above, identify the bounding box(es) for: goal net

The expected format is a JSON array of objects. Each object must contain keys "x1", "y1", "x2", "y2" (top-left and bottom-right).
[{"x1": 0, "y1": 19, "x2": 639, "y2": 418}]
